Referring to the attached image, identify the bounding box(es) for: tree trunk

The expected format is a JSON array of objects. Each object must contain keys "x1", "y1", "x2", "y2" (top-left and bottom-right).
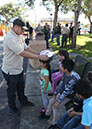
[
  {"x1": 53, "y1": 5, "x2": 58, "y2": 29},
  {"x1": 89, "y1": 19, "x2": 92, "y2": 33},
  {"x1": 71, "y1": 0, "x2": 81, "y2": 48},
  {"x1": 90, "y1": 22, "x2": 92, "y2": 33}
]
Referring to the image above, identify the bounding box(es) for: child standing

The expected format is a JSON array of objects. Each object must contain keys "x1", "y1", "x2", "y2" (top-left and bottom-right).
[
  {"x1": 49, "y1": 50, "x2": 69, "y2": 96},
  {"x1": 74, "y1": 79, "x2": 92, "y2": 129},
  {"x1": 39, "y1": 59, "x2": 52, "y2": 113}
]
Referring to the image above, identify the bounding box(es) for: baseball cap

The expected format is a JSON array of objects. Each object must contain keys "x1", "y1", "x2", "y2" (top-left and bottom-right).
[{"x1": 13, "y1": 18, "x2": 27, "y2": 30}]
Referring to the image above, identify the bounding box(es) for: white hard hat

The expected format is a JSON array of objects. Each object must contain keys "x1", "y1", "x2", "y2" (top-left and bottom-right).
[
  {"x1": 40, "y1": 50, "x2": 53, "y2": 61},
  {"x1": 40, "y1": 50, "x2": 53, "y2": 57}
]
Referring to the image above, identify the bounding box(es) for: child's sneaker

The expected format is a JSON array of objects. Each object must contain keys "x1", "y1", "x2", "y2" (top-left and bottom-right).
[
  {"x1": 48, "y1": 92, "x2": 53, "y2": 96},
  {"x1": 40, "y1": 107, "x2": 46, "y2": 114},
  {"x1": 39, "y1": 112, "x2": 50, "y2": 119},
  {"x1": 48, "y1": 124, "x2": 57, "y2": 129}
]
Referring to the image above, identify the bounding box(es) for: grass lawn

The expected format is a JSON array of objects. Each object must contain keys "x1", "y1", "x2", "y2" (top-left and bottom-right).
[{"x1": 49, "y1": 34, "x2": 92, "y2": 59}]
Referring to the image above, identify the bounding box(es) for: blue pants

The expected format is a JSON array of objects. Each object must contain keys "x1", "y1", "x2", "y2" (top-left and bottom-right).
[
  {"x1": 56, "y1": 34, "x2": 60, "y2": 46},
  {"x1": 51, "y1": 34, "x2": 54, "y2": 42},
  {"x1": 73, "y1": 124, "x2": 84, "y2": 129},
  {"x1": 57, "y1": 111, "x2": 83, "y2": 129}
]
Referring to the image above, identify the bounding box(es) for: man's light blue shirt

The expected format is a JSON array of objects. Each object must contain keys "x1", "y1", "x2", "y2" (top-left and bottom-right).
[{"x1": 81, "y1": 96, "x2": 92, "y2": 129}]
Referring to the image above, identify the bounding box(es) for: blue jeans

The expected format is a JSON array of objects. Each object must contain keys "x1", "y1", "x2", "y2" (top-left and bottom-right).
[
  {"x1": 73, "y1": 124, "x2": 84, "y2": 129},
  {"x1": 51, "y1": 34, "x2": 54, "y2": 42},
  {"x1": 56, "y1": 34, "x2": 60, "y2": 46},
  {"x1": 57, "y1": 111, "x2": 82, "y2": 129}
]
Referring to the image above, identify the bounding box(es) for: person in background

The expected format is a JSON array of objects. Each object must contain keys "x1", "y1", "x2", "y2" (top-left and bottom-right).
[
  {"x1": 44, "y1": 23, "x2": 50, "y2": 49},
  {"x1": 29, "y1": 25, "x2": 33, "y2": 40},
  {"x1": 54, "y1": 23, "x2": 61, "y2": 46},
  {"x1": 78, "y1": 22, "x2": 81, "y2": 35},
  {"x1": 69, "y1": 22, "x2": 74, "y2": 45},
  {"x1": 2, "y1": 18, "x2": 48, "y2": 115},
  {"x1": 51, "y1": 29, "x2": 54, "y2": 42},
  {"x1": 60, "y1": 24, "x2": 70, "y2": 48},
  {"x1": 48, "y1": 24, "x2": 51, "y2": 40},
  {"x1": 35, "y1": 23, "x2": 43, "y2": 34}
]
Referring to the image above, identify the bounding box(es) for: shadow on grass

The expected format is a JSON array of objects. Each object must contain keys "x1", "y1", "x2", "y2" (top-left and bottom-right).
[
  {"x1": 49, "y1": 39, "x2": 92, "y2": 57},
  {"x1": 82, "y1": 34, "x2": 92, "y2": 38}
]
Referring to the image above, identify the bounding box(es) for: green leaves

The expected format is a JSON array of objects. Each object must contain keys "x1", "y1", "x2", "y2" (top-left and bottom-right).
[{"x1": 0, "y1": 3, "x2": 27, "y2": 21}]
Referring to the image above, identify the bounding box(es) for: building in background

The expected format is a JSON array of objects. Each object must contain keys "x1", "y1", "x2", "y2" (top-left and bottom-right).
[{"x1": 40, "y1": 18, "x2": 74, "y2": 27}]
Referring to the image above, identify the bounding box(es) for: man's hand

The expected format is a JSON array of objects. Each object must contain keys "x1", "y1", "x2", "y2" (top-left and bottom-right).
[
  {"x1": 53, "y1": 101, "x2": 60, "y2": 109},
  {"x1": 39, "y1": 55, "x2": 48, "y2": 61}
]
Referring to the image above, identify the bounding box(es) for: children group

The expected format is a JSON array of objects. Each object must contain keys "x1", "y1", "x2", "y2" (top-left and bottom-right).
[{"x1": 39, "y1": 49, "x2": 92, "y2": 129}]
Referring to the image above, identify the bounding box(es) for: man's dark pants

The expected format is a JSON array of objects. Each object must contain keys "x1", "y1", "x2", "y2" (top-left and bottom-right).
[
  {"x1": 2, "y1": 71, "x2": 27, "y2": 110},
  {"x1": 61, "y1": 34, "x2": 68, "y2": 47},
  {"x1": 45, "y1": 35, "x2": 49, "y2": 49}
]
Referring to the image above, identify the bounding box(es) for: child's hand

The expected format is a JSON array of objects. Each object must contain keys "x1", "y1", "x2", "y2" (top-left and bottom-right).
[
  {"x1": 68, "y1": 111, "x2": 77, "y2": 117},
  {"x1": 43, "y1": 89, "x2": 46, "y2": 94},
  {"x1": 68, "y1": 108, "x2": 74, "y2": 116},
  {"x1": 53, "y1": 95, "x2": 56, "y2": 99},
  {"x1": 53, "y1": 101, "x2": 60, "y2": 109},
  {"x1": 50, "y1": 95, "x2": 56, "y2": 99}
]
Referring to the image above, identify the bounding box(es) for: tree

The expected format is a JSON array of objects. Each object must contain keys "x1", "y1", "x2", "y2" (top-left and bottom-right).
[
  {"x1": 71, "y1": 0, "x2": 82, "y2": 48},
  {"x1": 25, "y1": 0, "x2": 35, "y2": 9},
  {"x1": 82, "y1": 0, "x2": 92, "y2": 33},
  {"x1": 25, "y1": 0, "x2": 73, "y2": 29},
  {"x1": 25, "y1": 0, "x2": 82, "y2": 48},
  {"x1": 0, "y1": 3, "x2": 27, "y2": 21},
  {"x1": 41, "y1": 0, "x2": 74, "y2": 29},
  {"x1": 42, "y1": 0, "x2": 82, "y2": 48}
]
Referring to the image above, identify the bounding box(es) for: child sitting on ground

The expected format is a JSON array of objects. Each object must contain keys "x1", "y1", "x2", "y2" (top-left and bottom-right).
[
  {"x1": 39, "y1": 59, "x2": 80, "y2": 129},
  {"x1": 74, "y1": 78, "x2": 92, "y2": 129},
  {"x1": 39, "y1": 59, "x2": 52, "y2": 114},
  {"x1": 48, "y1": 50, "x2": 69, "y2": 96}
]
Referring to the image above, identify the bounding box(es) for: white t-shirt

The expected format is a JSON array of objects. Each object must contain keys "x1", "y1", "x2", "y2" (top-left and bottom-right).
[
  {"x1": 2, "y1": 29, "x2": 29, "y2": 75},
  {"x1": 62, "y1": 27, "x2": 70, "y2": 34}
]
